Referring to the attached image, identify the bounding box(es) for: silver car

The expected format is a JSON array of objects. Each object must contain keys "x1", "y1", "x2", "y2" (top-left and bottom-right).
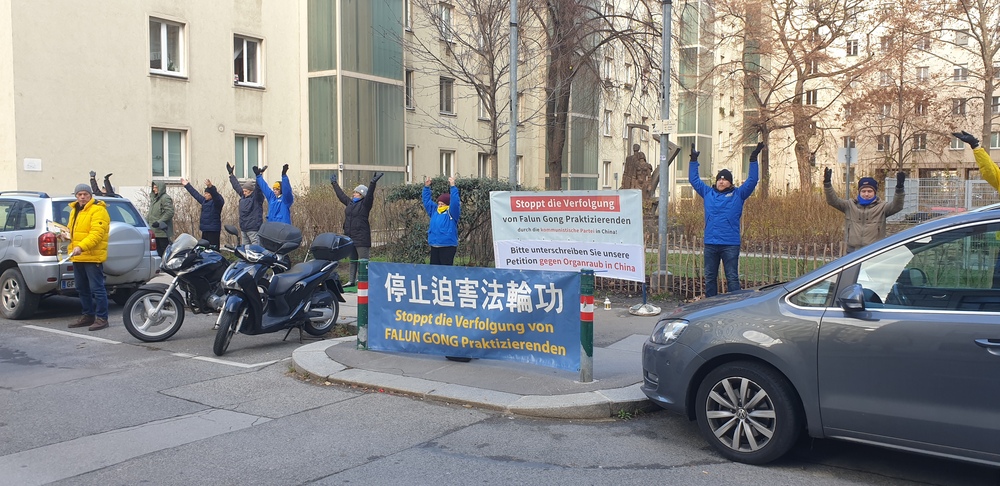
[{"x1": 642, "y1": 207, "x2": 1000, "y2": 466}]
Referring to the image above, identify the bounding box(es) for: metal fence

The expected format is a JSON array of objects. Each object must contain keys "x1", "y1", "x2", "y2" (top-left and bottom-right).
[{"x1": 886, "y1": 179, "x2": 998, "y2": 223}]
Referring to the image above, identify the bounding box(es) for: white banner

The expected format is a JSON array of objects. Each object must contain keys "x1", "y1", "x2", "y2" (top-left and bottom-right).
[{"x1": 490, "y1": 190, "x2": 645, "y2": 282}]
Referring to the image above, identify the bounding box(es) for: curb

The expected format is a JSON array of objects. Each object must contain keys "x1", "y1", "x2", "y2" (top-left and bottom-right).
[{"x1": 290, "y1": 340, "x2": 655, "y2": 420}]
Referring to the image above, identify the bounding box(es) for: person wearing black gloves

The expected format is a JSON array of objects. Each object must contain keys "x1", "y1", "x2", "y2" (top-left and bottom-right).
[
  {"x1": 180, "y1": 177, "x2": 225, "y2": 249},
  {"x1": 953, "y1": 131, "x2": 999, "y2": 193},
  {"x1": 824, "y1": 166, "x2": 905, "y2": 253},
  {"x1": 89, "y1": 171, "x2": 117, "y2": 197},
  {"x1": 146, "y1": 180, "x2": 175, "y2": 257},
  {"x1": 330, "y1": 172, "x2": 384, "y2": 288},
  {"x1": 256, "y1": 164, "x2": 294, "y2": 224},
  {"x1": 227, "y1": 162, "x2": 264, "y2": 245},
  {"x1": 689, "y1": 142, "x2": 760, "y2": 297}
]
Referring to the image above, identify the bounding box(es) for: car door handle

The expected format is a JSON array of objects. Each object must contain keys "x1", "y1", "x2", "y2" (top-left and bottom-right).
[
  {"x1": 930, "y1": 295, "x2": 948, "y2": 299},
  {"x1": 974, "y1": 339, "x2": 1000, "y2": 357}
]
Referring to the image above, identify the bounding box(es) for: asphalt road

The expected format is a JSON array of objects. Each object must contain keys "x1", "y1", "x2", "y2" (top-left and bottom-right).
[{"x1": 1, "y1": 296, "x2": 998, "y2": 485}]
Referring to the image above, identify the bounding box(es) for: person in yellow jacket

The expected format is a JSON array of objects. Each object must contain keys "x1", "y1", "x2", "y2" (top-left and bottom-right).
[
  {"x1": 953, "y1": 131, "x2": 1000, "y2": 192},
  {"x1": 63, "y1": 183, "x2": 111, "y2": 331}
]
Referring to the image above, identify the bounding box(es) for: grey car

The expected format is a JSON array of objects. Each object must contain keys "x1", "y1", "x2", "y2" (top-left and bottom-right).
[
  {"x1": 641, "y1": 208, "x2": 1000, "y2": 466},
  {"x1": 0, "y1": 191, "x2": 161, "y2": 319}
]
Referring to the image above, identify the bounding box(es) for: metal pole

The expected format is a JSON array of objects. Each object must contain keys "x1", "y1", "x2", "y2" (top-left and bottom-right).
[
  {"x1": 657, "y1": 0, "x2": 673, "y2": 288},
  {"x1": 509, "y1": 0, "x2": 519, "y2": 186},
  {"x1": 579, "y1": 269, "x2": 594, "y2": 383},
  {"x1": 844, "y1": 145, "x2": 851, "y2": 253},
  {"x1": 356, "y1": 259, "x2": 369, "y2": 350}
]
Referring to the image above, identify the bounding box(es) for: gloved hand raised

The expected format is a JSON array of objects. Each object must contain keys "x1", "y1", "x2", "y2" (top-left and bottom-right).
[
  {"x1": 823, "y1": 167, "x2": 832, "y2": 185},
  {"x1": 252, "y1": 166, "x2": 261, "y2": 176},
  {"x1": 896, "y1": 171, "x2": 906, "y2": 189},
  {"x1": 750, "y1": 142, "x2": 765, "y2": 161},
  {"x1": 329, "y1": 173, "x2": 338, "y2": 185},
  {"x1": 371, "y1": 172, "x2": 384, "y2": 184},
  {"x1": 151, "y1": 221, "x2": 161, "y2": 229},
  {"x1": 89, "y1": 171, "x2": 97, "y2": 178},
  {"x1": 226, "y1": 162, "x2": 234, "y2": 175},
  {"x1": 952, "y1": 131, "x2": 979, "y2": 148},
  {"x1": 689, "y1": 143, "x2": 700, "y2": 162},
  {"x1": 282, "y1": 164, "x2": 289, "y2": 176},
  {"x1": 104, "y1": 173, "x2": 113, "y2": 180}
]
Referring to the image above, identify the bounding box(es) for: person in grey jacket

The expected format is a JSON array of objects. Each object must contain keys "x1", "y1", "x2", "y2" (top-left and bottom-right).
[
  {"x1": 824, "y1": 168, "x2": 905, "y2": 252},
  {"x1": 227, "y1": 163, "x2": 264, "y2": 245},
  {"x1": 146, "y1": 181, "x2": 175, "y2": 257}
]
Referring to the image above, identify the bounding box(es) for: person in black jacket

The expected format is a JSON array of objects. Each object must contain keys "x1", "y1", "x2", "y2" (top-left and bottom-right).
[
  {"x1": 226, "y1": 163, "x2": 264, "y2": 245},
  {"x1": 89, "y1": 171, "x2": 117, "y2": 197},
  {"x1": 330, "y1": 171, "x2": 383, "y2": 287},
  {"x1": 180, "y1": 178, "x2": 225, "y2": 249}
]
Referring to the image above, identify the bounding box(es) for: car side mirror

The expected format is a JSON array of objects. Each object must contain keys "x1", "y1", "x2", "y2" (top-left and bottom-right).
[{"x1": 837, "y1": 284, "x2": 866, "y2": 312}]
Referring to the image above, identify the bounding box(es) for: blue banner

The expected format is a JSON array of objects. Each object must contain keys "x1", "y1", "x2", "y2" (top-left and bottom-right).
[{"x1": 368, "y1": 263, "x2": 582, "y2": 371}]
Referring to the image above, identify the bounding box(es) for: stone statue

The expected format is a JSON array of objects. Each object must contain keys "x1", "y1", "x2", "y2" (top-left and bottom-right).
[{"x1": 621, "y1": 143, "x2": 652, "y2": 197}]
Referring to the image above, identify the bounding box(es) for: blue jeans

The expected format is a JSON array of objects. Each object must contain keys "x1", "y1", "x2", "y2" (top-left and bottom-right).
[
  {"x1": 74, "y1": 262, "x2": 108, "y2": 319},
  {"x1": 704, "y1": 244, "x2": 741, "y2": 297}
]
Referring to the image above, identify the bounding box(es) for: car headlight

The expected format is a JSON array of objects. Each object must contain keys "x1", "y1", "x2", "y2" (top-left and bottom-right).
[{"x1": 650, "y1": 318, "x2": 688, "y2": 345}]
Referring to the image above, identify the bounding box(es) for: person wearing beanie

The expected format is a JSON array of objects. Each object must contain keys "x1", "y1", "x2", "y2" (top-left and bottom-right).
[
  {"x1": 330, "y1": 171, "x2": 384, "y2": 287},
  {"x1": 953, "y1": 131, "x2": 1000, "y2": 192},
  {"x1": 64, "y1": 183, "x2": 111, "y2": 331},
  {"x1": 180, "y1": 177, "x2": 225, "y2": 249},
  {"x1": 689, "y1": 142, "x2": 761, "y2": 297},
  {"x1": 422, "y1": 175, "x2": 461, "y2": 266},
  {"x1": 146, "y1": 180, "x2": 175, "y2": 257},
  {"x1": 824, "y1": 166, "x2": 906, "y2": 253},
  {"x1": 254, "y1": 164, "x2": 294, "y2": 224},
  {"x1": 227, "y1": 162, "x2": 264, "y2": 245}
]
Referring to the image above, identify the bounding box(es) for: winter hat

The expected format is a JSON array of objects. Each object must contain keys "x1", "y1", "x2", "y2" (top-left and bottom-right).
[
  {"x1": 354, "y1": 185, "x2": 368, "y2": 197},
  {"x1": 241, "y1": 181, "x2": 256, "y2": 191},
  {"x1": 437, "y1": 194, "x2": 450, "y2": 205},
  {"x1": 858, "y1": 177, "x2": 878, "y2": 191},
  {"x1": 272, "y1": 181, "x2": 282, "y2": 191},
  {"x1": 73, "y1": 183, "x2": 92, "y2": 195},
  {"x1": 716, "y1": 169, "x2": 733, "y2": 184}
]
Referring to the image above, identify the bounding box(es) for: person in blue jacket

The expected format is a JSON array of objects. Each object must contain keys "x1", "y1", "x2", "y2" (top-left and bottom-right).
[
  {"x1": 255, "y1": 164, "x2": 294, "y2": 224},
  {"x1": 689, "y1": 142, "x2": 761, "y2": 297},
  {"x1": 422, "y1": 175, "x2": 460, "y2": 266},
  {"x1": 180, "y1": 177, "x2": 225, "y2": 249}
]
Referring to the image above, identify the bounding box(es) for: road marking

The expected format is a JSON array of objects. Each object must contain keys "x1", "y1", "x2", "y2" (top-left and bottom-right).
[
  {"x1": 171, "y1": 352, "x2": 287, "y2": 369},
  {"x1": 23, "y1": 325, "x2": 122, "y2": 344},
  {"x1": 0, "y1": 409, "x2": 268, "y2": 486}
]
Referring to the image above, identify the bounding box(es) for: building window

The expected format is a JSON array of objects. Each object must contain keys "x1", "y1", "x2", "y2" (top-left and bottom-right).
[
  {"x1": 405, "y1": 70, "x2": 415, "y2": 109},
  {"x1": 916, "y1": 66, "x2": 929, "y2": 82},
  {"x1": 477, "y1": 85, "x2": 488, "y2": 120},
  {"x1": 993, "y1": 96, "x2": 1000, "y2": 115},
  {"x1": 952, "y1": 98, "x2": 967, "y2": 115},
  {"x1": 478, "y1": 153, "x2": 490, "y2": 177},
  {"x1": 915, "y1": 101, "x2": 927, "y2": 116},
  {"x1": 879, "y1": 70, "x2": 892, "y2": 86},
  {"x1": 438, "y1": 2, "x2": 454, "y2": 42},
  {"x1": 517, "y1": 92, "x2": 524, "y2": 124},
  {"x1": 640, "y1": 117, "x2": 648, "y2": 140},
  {"x1": 405, "y1": 146, "x2": 415, "y2": 183},
  {"x1": 439, "y1": 77, "x2": 454, "y2": 114},
  {"x1": 149, "y1": 18, "x2": 184, "y2": 75},
  {"x1": 234, "y1": 135, "x2": 262, "y2": 178},
  {"x1": 151, "y1": 128, "x2": 185, "y2": 178},
  {"x1": 603, "y1": 160, "x2": 612, "y2": 188},
  {"x1": 880, "y1": 36, "x2": 893, "y2": 50},
  {"x1": 953, "y1": 64, "x2": 968, "y2": 82},
  {"x1": 952, "y1": 135, "x2": 966, "y2": 150},
  {"x1": 603, "y1": 57, "x2": 613, "y2": 82},
  {"x1": 992, "y1": 133, "x2": 1000, "y2": 150},
  {"x1": 843, "y1": 136, "x2": 856, "y2": 149},
  {"x1": 233, "y1": 36, "x2": 261, "y2": 86},
  {"x1": 804, "y1": 89, "x2": 818, "y2": 105},
  {"x1": 879, "y1": 103, "x2": 891, "y2": 119},
  {"x1": 806, "y1": 59, "x2": 818, "y2": 75},
  {"x1": 955, "y1": 29, "x2": 969, "y2": 45},
  {"x1": 603, "y1": 110, "x2": 611, "y2": 136},
  {"x1": 622, "y1": 113, "x2": 630, "y2": 139},
  {"x1": 916, "y1": 36, "x2": 930, "y2": 50},
  {"x1": 624, "y1": 62, "x2": 633, "y2": 89},
  {"x1": 877, "y1": 134, "x2": 890, "y2": 152},
  {"x1": 846, "y1": 39, "x2": 859, "y2": 56},
  {"x1": 912, "y1": 133, "x2": 927, "y2": 151},
  {"x1": 440, "y1": 150, "x2": 455, "y2": 175}
]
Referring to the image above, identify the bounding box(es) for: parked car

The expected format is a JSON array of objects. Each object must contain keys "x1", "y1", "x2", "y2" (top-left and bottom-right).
[
  {"x1": 641, "y1": 209, "x2": 1000, "y2": 466},
  {"x1": 0, "y1": 191, "x2": 161, "y2": 319}
]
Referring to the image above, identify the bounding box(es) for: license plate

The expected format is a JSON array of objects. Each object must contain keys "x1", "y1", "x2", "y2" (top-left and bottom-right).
[{"x1": 60, "y1": 280, "x2": 75, "y2": 290}]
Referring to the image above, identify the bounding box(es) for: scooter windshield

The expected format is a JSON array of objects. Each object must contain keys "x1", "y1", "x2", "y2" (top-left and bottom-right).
[{"x1": 168, "y1": 233, "x2": 198, "y2": 258}]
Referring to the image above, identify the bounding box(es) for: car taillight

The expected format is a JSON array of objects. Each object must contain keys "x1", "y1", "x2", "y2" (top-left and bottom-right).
[
  {"x1": 149, "y1": 230, "x2": 156, "y2": 251},
  {"x1": 39, "y1": 232, "x2": 59, "y2": 256}
]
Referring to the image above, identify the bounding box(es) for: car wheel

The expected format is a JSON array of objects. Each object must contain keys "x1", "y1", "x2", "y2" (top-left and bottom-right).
[
  {"x1": 695, "y1": 361, "x2": 801, "y2": 465},
  {"x1": 0, "y1": 268, "x2": 41, "y2": 320}
]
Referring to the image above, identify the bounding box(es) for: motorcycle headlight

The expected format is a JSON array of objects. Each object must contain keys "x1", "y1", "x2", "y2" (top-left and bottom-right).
[
  {"x1": 650, "y1": 319, "x2": 688, "y2": 345},
  {"x1": 244, "y1": 247, "x2": 264, "y2": 263},
  {"x1": 165, "y1": 256, "x2": 186, "y2": 270}
]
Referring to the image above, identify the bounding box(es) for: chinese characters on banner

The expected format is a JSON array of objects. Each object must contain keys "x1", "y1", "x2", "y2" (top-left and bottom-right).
[
  {"x1": 490, "y1": 190, "x2": 645, "y2": 282},
  {"x1": 368, "y1": 262, "x2": 582, "y2": 371}
]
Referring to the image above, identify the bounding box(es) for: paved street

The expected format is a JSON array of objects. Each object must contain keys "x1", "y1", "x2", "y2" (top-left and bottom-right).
[{"x1": 1, "y1": 296, "x2": 998, "y2": 485}]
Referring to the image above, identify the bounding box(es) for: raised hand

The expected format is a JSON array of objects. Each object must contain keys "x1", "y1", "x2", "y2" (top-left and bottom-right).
[
  {"x1": 252, "y1": 166, "x2": 261, "y2": 176},
  {"x1": 952, "y1": 131, "x2": 979, "y2": 148},
  {"x1": 371, "y1": 172, "x2": 384, "y2": 184},
  {"x1": 689, "y1": 143, "x2": 700, "y2": 161},
  {"x1": 259, "y1": 165, "x2": 268, "y2": 174},
  {"x1": 750, "y1": 142, "x2": 765, "y2": 160},
  {"x1": 282, "y1": 164, "x2": 289, "y2": 175},
  {"x1": 823, "y1": 167, "x2": 832, "y2": 184},
  {"x1": 89, "y1": 170, "x2": 97, "y2": 178},
  {"x1": 179, "y1": 177, "x2": 189, "y2": 186},
  {"x1": 104, "y1": 173, "x2": 113, "y2": 180},
  {"x1": 205, "y1": 179, "x2": 213, "y2": 188},
  {"x1": 226, "y1": 162, "x2": 234, "y2": 175},
  {"x1": 329, "y1": 173, "x2": 338, "y2": 185},
  {"x1": 896, "y1": 171, "x2": 906, "y2": 189},
  {"x1": 448, "y1": 176, "x2": 456, "y2": 186},
  {"x1": 424, "y1": 177, "x2": 432, "y2": 187}
]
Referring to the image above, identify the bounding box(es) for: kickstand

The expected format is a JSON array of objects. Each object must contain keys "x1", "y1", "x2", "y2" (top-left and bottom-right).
[{"x1": 282, "y1": 327, "x2": 295, "y2": 342}]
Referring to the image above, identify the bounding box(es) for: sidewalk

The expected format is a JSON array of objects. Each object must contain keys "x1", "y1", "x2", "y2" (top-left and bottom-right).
[{"x1": 291, "y1": 293, "x2": 671, "y2": 419}]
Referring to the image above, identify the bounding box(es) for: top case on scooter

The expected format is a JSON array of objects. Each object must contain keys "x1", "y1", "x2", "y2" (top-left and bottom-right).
[
  {"x1": 257, "y1": 222, "x2": 302, "y2": 254},
  {"x1": 310, "y1": 233, "x2": 354, "y2": 261}
]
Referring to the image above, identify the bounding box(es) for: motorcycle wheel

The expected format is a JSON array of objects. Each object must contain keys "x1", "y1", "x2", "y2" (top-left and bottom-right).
[
  {"x1": 213, "y1": 303, "x2": 246, "y2": 356},
  {"x1": 303, "y1": 289, "x2": 339, "y2": 336},
  {"x1": 122, "y1": 289, "x2": 185, "y2": 342}
]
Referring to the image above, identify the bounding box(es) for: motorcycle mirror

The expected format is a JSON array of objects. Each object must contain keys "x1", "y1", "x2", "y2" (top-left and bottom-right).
[{"x1": 224, "y1": 224, "x2": 239, "y2": 236}]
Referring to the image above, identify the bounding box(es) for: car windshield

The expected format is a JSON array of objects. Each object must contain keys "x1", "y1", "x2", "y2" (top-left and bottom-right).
[
  {"x1": 168, "y1": 233, "x2": 198, "y2": 256},
  {"x1": 53, "y1": 198, "x2": 147, "y2": 227}
]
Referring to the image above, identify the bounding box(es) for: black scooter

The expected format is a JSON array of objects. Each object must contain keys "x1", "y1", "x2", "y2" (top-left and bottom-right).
[{"x1": 212, "y1": 222, "x2": 352, "y2": 356}]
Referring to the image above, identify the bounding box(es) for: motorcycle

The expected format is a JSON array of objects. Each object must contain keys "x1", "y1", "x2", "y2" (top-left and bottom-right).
[
  {"x1": 122, "y1": 233, "x2": 228, "y2": 342},
  {"x1": 212, "y1": 222, "x2": 352, "y2": 356}
]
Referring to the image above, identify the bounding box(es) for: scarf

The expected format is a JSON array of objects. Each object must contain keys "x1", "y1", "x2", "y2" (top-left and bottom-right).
[
  {"x1": 352, "y1": 197, "x2": 361, "y2": 203},
  {"x1": 437, "y1": 205, "x2": 449, "y2": 214},
  {"x1": 858, "y1": 194, "x2": 876, "y2": 206}
]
